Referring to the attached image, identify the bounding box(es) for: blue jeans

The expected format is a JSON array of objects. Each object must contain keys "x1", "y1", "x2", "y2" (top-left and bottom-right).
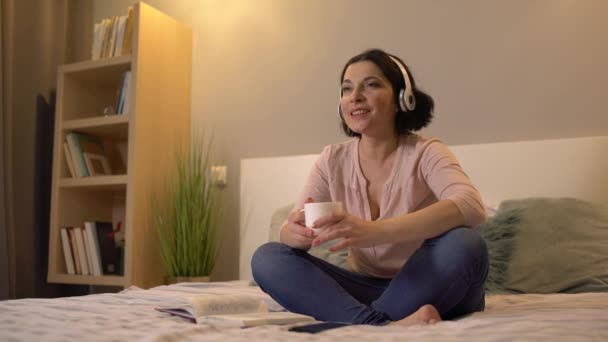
[{"x1": 251, "y1": 227, "x2": 489, "y2": 325}]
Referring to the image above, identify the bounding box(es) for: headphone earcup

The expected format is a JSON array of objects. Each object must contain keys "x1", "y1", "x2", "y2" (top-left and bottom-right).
[
  {"x1": 388, "y1": 55, "x2": 416, "y2": 112},
  {"x1": 404, "y1": 88, "x2": 416, "y2": 111},
  {"x1": 398, "y1": 89, "x2": 407, "y2": 112}
]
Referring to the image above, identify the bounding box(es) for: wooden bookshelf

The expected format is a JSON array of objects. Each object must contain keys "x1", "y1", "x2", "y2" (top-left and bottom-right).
[
  {"x1": 47, "y1": 2, "x2": 192, "y2": 289},
  {"x1": 59, "y1": 175, "x2": 128, "y2": 189},
  {"x1": 62, "y1": 115, "x2": 130, "y2": 139},
  {"x1": 51, "y1": 274, "x2": 126, "y2": 287}
]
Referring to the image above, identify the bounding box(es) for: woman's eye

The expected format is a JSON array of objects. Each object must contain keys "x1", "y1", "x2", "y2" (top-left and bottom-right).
[
  {"x1": 366, "y1": 82, "x2": 380, "y2": 88},
  {"x1": 341, "y1": 87, "x2": 352, "y2": 94}
]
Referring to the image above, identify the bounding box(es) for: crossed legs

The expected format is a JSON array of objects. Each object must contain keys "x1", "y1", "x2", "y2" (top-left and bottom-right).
[{"x1": 251, "y1": 227, "x2": 489, "y2": 325}]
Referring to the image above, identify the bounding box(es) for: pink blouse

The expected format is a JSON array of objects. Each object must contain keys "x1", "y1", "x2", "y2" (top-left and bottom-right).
[{"x1": 296, "y1": 134, "x2": 486, "y2": 278}]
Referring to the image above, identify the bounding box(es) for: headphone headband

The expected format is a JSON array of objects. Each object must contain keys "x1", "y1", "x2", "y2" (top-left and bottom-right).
[{"x1": 388, "y1": 55, "x2": 416, "y2": 112}]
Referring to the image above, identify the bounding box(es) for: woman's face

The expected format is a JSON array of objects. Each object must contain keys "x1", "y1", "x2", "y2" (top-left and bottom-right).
[{"x1": 340, "y1": 61, "x2": 397, "y2": 137}]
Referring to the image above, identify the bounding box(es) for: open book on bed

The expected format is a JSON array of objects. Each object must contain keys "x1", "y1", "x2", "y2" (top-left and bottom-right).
[{"x1": 155, "y1": 293, "x2": 314, "y2": 327}]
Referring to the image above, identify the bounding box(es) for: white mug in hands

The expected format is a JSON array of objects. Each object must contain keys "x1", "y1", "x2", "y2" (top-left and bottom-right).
[{"x1": 303, "y1": 202, "x2": 344, "y2": 236}]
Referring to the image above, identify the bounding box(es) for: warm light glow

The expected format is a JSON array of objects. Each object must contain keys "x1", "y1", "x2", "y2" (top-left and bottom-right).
[{"x1": 197, "y1": 0, "x2": 279, "y2": 43}]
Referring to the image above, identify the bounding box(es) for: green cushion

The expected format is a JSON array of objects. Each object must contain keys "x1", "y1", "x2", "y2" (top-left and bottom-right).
[
  {"x1": 475, "y1": 207, "x2": 520, "y2": 293},
  {"x1": 501, "y1": 197, "x2": 608, "y2": 293}
]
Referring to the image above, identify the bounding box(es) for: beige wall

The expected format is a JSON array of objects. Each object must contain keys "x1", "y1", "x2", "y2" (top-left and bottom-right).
[{"x1": 94, "y1": 0, "x2": 608, "y2": 280}]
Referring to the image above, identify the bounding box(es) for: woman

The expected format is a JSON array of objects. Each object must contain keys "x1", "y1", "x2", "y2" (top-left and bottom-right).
[{"x1": 251, "y1": 48, "x2": 489, "y2": 326}]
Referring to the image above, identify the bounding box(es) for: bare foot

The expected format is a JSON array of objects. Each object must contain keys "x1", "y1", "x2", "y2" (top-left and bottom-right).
[{"x1": 390, "y1": 304, "x2": 442, "y2": 327}]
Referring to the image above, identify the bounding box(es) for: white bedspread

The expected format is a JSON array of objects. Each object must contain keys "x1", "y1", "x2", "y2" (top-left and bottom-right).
[{"x1": 1, "y1": 281, "x2": 607, "y2": 341}]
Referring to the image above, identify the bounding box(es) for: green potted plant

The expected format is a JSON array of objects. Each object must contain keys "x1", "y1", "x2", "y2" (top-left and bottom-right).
[{"x1": 153, "y1": 135, "x2": 223, "y2": 283}]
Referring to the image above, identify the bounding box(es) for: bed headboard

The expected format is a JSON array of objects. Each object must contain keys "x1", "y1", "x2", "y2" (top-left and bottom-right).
[{"x1": 239, "y1": 136, "x2": 608, "y2": 279}]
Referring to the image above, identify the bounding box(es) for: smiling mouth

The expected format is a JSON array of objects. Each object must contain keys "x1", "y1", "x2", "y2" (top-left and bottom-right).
[{"x1": 351, "y1": 109, "x2": 370, "y2": 116}]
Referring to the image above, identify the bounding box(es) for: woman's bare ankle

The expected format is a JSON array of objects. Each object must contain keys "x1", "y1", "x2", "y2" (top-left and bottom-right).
[{"x1": 390, "y1": 304, "x2": 442, "y2": 327}]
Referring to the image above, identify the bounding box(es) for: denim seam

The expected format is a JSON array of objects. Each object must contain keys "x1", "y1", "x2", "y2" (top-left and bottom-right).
[
  {"x1": 304, "y1": 252, "x2": 389, "y2": 290},
  {"x1": 435, "y1": 254, "x2": 487, "y2": 314}
]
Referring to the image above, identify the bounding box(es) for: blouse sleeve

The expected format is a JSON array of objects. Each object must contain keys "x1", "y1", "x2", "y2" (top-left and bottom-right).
[{"x1": 419, "y1": 140, "x2": 487, "y2": 227}]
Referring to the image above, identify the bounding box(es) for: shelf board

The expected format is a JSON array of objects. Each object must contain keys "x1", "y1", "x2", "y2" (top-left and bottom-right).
[
  {"x1": 60, "y1": 55, "x2": 132, "y2": 88},
  {"x1": 63, "y1": 115, "x2": 130, "y2": 140},
  {"x1": 61, "y1": 55, "x2": 132, "y2": 74},
  {"x1": 48, "y1": 273, "x2": 125, "y2": 287},
  {"x1": 60, "y1": 175, "x2": 128, "y2": 190}
]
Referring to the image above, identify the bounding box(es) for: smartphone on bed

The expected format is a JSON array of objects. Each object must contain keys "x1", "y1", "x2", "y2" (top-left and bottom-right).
[{"x1": 288, "y1": 322, "x2": 351, "y2": 334}]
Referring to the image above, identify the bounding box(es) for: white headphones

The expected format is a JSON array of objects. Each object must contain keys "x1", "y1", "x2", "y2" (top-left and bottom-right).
[
  {"x1": 339, "y1": 55, "x2": 416, "y2": 117},
  {"x1": 388, "y1": 55, "x2": 416, "y2": 112}
]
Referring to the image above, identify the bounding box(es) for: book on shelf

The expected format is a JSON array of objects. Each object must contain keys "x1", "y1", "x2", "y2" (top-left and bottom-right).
[
  {"x1": 155, "y1": 294, "x2": 314, "y2": 327},
  {"x1": 84, "y1": 222, "x2": 103, "y2": 276},
  {"x1": 63, "y1": 143, "x2": 76, "y2": 178},
  {"x1": 73, "y1": 226, "x2": 90, "y2": 275},
  {"x1": 91, "y1": 20, "x2": 104, "y2": 60},
  {"x1": 114, "y1": 71, "x2": 126, "y2": 113},
  {"x1": 60, "y1": 221, "x2": 122, "y2": 276},
  {"x1": 106, "y1": 16, "x2": 119, "y2": 58},
  {"x1": 65, "y1": 132, "x2": 111, "y2": 177},
  {"x1": 92, "y1": 17, "x2": 119, "y2": 60},
  {"x1": 60, "y1": 222, "x2": 122, "y2": 276},
  {"x1": 68, "y1": 228, "x2": 82, "y2": 274},
  {"x1": 83, "y1": 225, "x2": 96, "y2": 275},
  {"x1": 94, "y1": 221, "x2": 119, "y2": 275},
  {"x1": 113, "y1": 15, "x2": 128, "y2": 57},
  {"x1": 121, "y1": 7, "x2": 134, "y2": 56},
  {"x1": 91, "y1": 6, "x2": 133, "y2": 60},
  {"x1": 121, "y1": 71, "x2": 131, "y2": 114},
  {"x1": 115, "y1": 71, "x2": 131, "y2": 115},
  {"x1": 60, "y1": 228, "x2": 76, "y2": 275},
  {"x1": 100, "y1": 18, "x2": 114, "y2": 59}
]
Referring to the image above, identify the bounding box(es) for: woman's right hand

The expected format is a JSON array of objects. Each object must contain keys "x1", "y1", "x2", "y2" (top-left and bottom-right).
[{"x1": 279, "y1": 198, "x2": 315, "y2": 250}]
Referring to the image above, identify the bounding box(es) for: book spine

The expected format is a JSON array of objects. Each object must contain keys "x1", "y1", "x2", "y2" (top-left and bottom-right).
[
  {"x1": 109, "y1": 16, "x2": 120, "y2": 57},
  {"x1": 91, "y1": 7, "x2": 133, "y2": 61},
  {"x1": 81, "y1": 225, "x2": 94, "y2": 276},
  {"x1": 116, "y1": 71, "x2": 128, "y2": 114},
  {"x1": 121, "y1": 71, "x2": 132, "y2": 115},
  {"x1": 68, "y1": 228, "x2": 82, "y2": 274},
  {"x1": 91, "y1": 22, "x2": 101, "y2": 60},
  {"x1": 113, "y1": 16, "x2": 127, "y2": 57},
  {"x1": 99, "y1": 19, "x2": 110, "y2": 60},
  {"x1": 63, "y1": 143, "x2": 76, "y2": 178},
  {"x1": 103, "y1": 17, "x2": 116, "y2": 59},
  {"x1": 74, "y1": 227, "x2": 89, "y2": 275},
  {"x1": 121, "y1": 6, "x2": 134, "y2": 55},
  {"x1": 60, "y1": 228, "x2": 76, "y2": 275},
  {"x1": 85, "y1": 222, "x2": 103, "y2": 276},
  {"x1": 66, "y1": 133, "x2": 88, "y2": 177}
]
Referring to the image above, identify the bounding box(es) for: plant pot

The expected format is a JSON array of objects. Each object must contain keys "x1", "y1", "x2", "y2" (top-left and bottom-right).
[{"x1": 165, "y1": 276, "x2": 210, "y2": 285}]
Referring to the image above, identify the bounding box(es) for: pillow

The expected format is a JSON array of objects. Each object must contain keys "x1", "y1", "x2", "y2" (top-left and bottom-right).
[
  {"x1": 474, "y1": 206, "x2": 520, "y2": 293},
  {"x1": 269, "y1": 204, "x2": 349, "y2": 269},
  {"x1": 478, "y1": 197, "x2": 608, "y2": 294}
]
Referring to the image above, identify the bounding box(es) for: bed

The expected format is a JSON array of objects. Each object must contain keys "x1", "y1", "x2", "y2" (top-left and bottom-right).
[
  {"x1": 2, "y1": 136, "x2": 608, "y2": 341},
  {"x1": 2, "y1": 282, "x2": 607, "y2": 341}
]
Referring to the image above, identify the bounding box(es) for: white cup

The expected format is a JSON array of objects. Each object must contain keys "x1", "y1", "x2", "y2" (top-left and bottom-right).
[{"x1": 303, "y1": 202, "x2": 344, "y2": 236}]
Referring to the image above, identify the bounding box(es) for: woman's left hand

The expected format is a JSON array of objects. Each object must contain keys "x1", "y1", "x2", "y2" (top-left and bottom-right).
[{"x1": 310, "y1": 213, "x2": 389, "y2": 252}]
